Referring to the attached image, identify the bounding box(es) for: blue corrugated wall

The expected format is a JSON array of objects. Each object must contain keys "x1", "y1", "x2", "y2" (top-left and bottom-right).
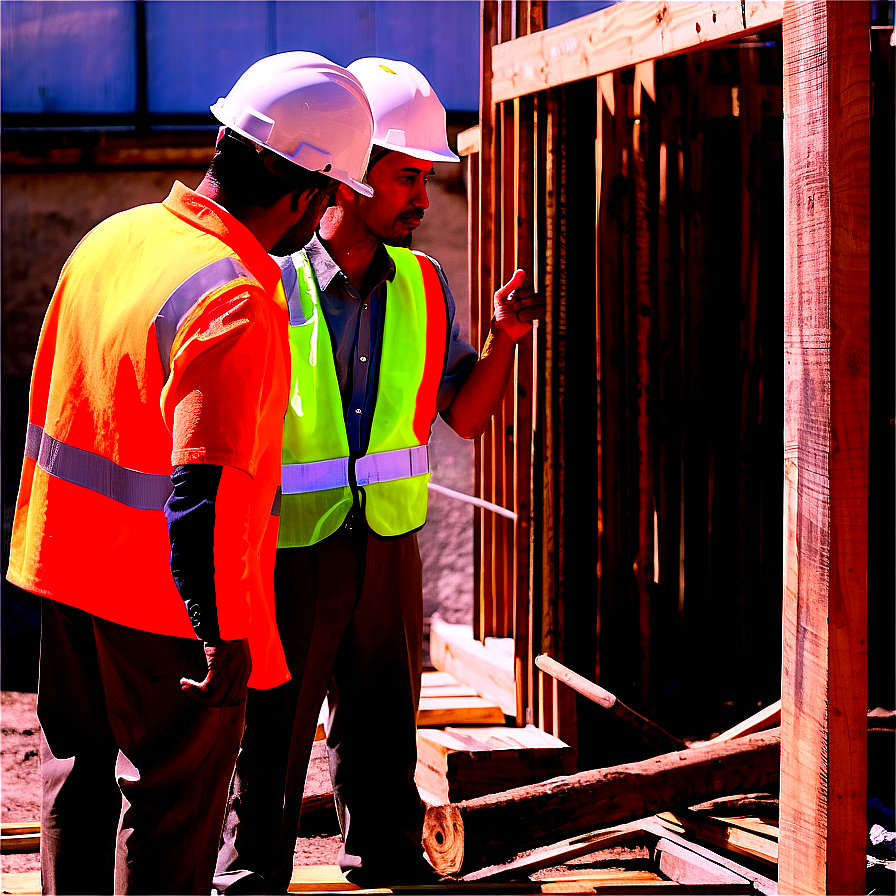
[{"x1": 1, "y1": 0, "x2": 615, "y2": 119}]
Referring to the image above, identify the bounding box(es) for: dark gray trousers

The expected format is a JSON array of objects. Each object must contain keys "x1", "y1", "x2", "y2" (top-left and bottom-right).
[
  {"x1": 214, "y1": 527, "x2": 426, "y2": 893},
  {"x1": 38, "y1": 597, "x2": 244, "y2": 895}
]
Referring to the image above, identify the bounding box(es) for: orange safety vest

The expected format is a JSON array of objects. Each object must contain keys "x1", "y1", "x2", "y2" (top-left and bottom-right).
[{"x1": 7, "y1": 182, "x2": 290, "y2": 689}]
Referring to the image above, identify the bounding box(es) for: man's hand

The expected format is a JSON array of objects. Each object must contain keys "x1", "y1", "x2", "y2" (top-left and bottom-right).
[
  {"x1": 492, "y1": 269, "x2": 544, "y2": 343},
  {"x1": 180, "y1": 639, "x2": 251, "y2": 707}
]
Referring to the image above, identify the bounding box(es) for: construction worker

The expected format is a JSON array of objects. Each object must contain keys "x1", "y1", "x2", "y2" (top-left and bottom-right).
[
  {"x1": 5, "y1": 52, "x2": 374, "y2": 896},
  {"x1": 214, "y1": 58, "x2": 542, "y2": 892}
]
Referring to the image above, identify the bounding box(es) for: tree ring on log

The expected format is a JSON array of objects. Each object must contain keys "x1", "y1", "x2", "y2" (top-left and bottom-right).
[{"x1": 423, "y1": 804, "x2": 465, "y2": 875}]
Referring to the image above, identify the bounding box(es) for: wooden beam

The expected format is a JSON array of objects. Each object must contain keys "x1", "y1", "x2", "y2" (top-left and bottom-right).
[
  {"x1": 429, "y1": 619, "x2": 516, "y2": 715},
  {"x1": 457, "y1": 125, "x2": 481, "y2": 157},
  {"x1": 422, "y1": 728, "x2": 780, "y2": 875},
  {"x1": 535, "y1": 654, "x2": 686, "y2": 753},
  {"x1": 779, "y1": 2, "x2": 870, "y2": 894},
  {"x1": 491, "y1": 1, "x2": 785, "y2": 102}
]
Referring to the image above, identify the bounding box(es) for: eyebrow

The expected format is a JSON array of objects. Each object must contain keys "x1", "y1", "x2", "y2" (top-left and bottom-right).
[{"x1": 398, "y1": 167, "x2": 435, "y2": 177}]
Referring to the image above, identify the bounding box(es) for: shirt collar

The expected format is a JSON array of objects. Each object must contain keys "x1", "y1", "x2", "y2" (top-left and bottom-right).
[
  {"x1": 305, "y1": 235, "x2": 397, "y2": 296},
  {"x1": 162, "y1": 181, "x2": 281, "y2": 293}
]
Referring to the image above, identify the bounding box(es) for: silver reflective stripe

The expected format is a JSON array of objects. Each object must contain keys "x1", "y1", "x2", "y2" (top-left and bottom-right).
[
  {"x1": 355, "y1": 445, "x2": 429, "y2": 487},
  {"x1": 275, "y1": 254, "x2": 308, "y2": 326},
  {"x1": 24, "y1": 422, "x2": 173, "y2": 511},
  {"x1": 154, "y1": 256, "x2": 256, "y2": 379},
  {"x1": 280, "y1": 446, "x2": 429, "y2": 495},
  {"x1": 281, "y1": 457, "x2": 350, "y2": 495}
]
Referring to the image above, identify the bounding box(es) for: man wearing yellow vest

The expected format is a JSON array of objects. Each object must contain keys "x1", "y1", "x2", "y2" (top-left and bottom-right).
[
  {"x1": 6, "y1": 53, "x2": 374, "y2": 895},
  {"x1": 214, "y1": 59, "x2": 541, "y2": 892}
]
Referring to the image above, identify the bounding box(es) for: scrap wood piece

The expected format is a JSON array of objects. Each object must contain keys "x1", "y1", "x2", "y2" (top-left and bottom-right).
[
  {"x1": 642, "y1": 819, "x2": 777, "y2": 895},
  {"x1": 422, "y1": 728, "x2": 780, "y2": 876},
  {"x1": 656, "y1": 809, "x2": 778, "y2": 866},
  {"x1": 535, "y1": 655, "x2": 686, "y2": 754},
  {"x1": 0, "y1": 870, "x2": 40, "y2": 895},
  {"x1": 701, "y1": 700, "x2": 781, "y2": 745},
  {"x1": 462, "y1": 821, "x2": 649, "y2": 881},
  {"x1": 1, "y1": 821, "x2": 40, "y2": 854},
  {"x1": 653, "y1": 837, "x2": 753, "y2": 893}
]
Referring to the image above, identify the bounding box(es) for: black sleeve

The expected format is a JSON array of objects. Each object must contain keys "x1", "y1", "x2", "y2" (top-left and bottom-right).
[{"x1": 164, "y1": 463, "x2": 224, "y2": 643}]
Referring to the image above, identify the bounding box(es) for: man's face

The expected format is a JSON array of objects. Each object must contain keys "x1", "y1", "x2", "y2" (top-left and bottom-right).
[
  {"x1": 356, "y1": 151, "x2": 433, "y2": 248},
  {"x1": 270, "y1": 183, "x2": 336, "y2": 256}
]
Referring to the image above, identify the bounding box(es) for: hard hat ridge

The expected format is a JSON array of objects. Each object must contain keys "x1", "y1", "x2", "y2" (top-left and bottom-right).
[
  {"x1": 212, "y1": 51, "x2": 375, "y2": 197},
  {"x1": 347, "y1": 57, "x2": 460, "y2": 164}
]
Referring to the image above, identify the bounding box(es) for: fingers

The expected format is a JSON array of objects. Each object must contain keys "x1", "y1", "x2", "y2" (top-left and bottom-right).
[{"x1": 495, "y1": 268, "x2": 526, "y2": 300}]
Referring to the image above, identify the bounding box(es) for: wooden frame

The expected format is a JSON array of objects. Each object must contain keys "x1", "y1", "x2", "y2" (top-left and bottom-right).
[{"x1": 462, "y1": 0, "x2": 879, "y2": 891}]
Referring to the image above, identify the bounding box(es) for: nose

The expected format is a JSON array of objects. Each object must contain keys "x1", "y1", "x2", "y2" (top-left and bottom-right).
[{"x1": 413, "y1": 179, "x2": 430, "y2": 210}]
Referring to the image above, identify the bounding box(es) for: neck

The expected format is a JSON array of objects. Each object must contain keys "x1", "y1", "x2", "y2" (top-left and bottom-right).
[
  {"x1": 195, "y1": 174, "x2": 283, "y2": 251},
  {"x1": 317, "y1": 207, "x2": 381, "y2": 294}
]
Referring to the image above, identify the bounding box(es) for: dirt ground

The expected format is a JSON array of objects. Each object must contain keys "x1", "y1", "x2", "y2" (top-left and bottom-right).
[{"x1": 0, "y1": 173, "x2": 476, "y2": 877}]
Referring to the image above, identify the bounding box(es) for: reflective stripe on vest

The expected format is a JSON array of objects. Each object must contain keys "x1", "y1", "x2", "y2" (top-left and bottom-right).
[
  {"x1": 24, "y1": 423, "x2": 173, "y2": 511},
  {"x1": 281, "y1": 444, "x2": 429, "y2": 494},
  {"x1": 155, "y1": 256, "x2": 256, "y2": 378},
  {"x1": 276, "y1": 247, "x2": 447, "y2": 546},
  {"x1": 23, "y1": 257, "x2": 260, "y2": 512}
]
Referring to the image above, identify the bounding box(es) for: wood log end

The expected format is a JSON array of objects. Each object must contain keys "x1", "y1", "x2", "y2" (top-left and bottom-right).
[{"x1": 422, "y1": 802, "x2": 465, "y2": 875}]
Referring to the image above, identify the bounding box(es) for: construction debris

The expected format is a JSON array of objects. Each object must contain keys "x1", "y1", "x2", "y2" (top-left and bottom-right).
[{"x1": 422, "y1": 728, "x2": 781, "y2": 876}]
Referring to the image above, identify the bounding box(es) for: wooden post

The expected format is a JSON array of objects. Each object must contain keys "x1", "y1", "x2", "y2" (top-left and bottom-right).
[{"x1": 780, "y1": 3, "x2": 870, "y2": 894}]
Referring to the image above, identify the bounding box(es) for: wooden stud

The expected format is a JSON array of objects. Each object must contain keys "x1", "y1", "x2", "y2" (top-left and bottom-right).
[{"x1": 779, "y1": 3, "x2": 870, "y2": 893}]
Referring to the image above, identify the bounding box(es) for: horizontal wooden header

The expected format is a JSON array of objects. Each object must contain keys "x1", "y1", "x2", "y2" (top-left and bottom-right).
[
  {"x1": 457, "y1": 125, "x2": 481, "y2": 157},
  {"x1": 491, "y1": 0, "x2": 785, "y2": 103}
]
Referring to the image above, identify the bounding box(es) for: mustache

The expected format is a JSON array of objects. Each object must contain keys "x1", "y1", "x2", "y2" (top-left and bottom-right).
[{"x1": 400, "y1": 209, "x2": 425, "y2": 223}]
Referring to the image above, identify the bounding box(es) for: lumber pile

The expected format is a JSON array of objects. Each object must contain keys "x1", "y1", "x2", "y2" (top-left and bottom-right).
[
  {"x1": 422, "y1": 728, "x2": 781, "y2": 876},
  {"x1": 415, "y1": 725, "x2": 575, "y2": 805}
]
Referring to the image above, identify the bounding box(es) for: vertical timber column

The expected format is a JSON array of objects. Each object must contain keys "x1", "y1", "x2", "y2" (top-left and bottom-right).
[
  {"x1": 477, "y1": 0, "x2": 499, "y2": 640},
  {"x1": 780, "y1": 3, "x2": 870, "y2": 894}
]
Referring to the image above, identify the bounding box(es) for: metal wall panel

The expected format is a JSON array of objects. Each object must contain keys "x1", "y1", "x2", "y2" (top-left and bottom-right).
[
  {"x1": 1, "y1": 1, "x2": 135, "y2": 114},
  {"x1": 2, "y1": 0, "x2": 481, "y2": 120}
]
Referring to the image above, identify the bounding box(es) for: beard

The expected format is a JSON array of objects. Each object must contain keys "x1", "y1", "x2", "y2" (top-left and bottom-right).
[
  {"x1": 270, "y1": 200, "x2": 325, "y2": 257},
  {"x1": 380, "y1": 210, "x2": 424, "y2": 248}
]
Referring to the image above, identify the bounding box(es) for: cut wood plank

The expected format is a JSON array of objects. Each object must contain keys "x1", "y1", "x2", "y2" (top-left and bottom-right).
[
  {"x1": 429, "y1": 620, "x2": 516, "y2": 715},
  {"x1": 422, "y1": 729, "x2": 780, "y2": 875},
  {"x1": 643, "y1": 820, "x2": 777, "y2": 895},
  {"x1": 702, "y1": 700, "x2": 781, "y2": 745},
  {"x1": 654, "y1": 838, "x2": 752, "y2": 891},
  {"x1": 0, "y1": 870, "x2": 40, "y2": 895},
  {"x1": 0, "y1": 831, "x2": 40, "y2": 853},
  {"x1": 0, "y1": 822, "x2": 40, "y2": 836},
  {"x1": 417, "y1": 696, "x2": 505, "y2": 727},
  {"x1": 462, "y1": 822, "x2": 649, "y2": 881},
  {"x1": 535, "y1": 655, "x2": 686, "y2": 753},
  {"x1": 657, "y1": 811, "x2": 778, "y2": 866},
  {"x1": 313, "y1": 670, "x2": 505, "y2": 742},
  {"x1": 491, "y1": 1, "x2": 785, "y2": 102},
  {"x1": 416, "y1": 725, "x2": 574, "y2": 803}
]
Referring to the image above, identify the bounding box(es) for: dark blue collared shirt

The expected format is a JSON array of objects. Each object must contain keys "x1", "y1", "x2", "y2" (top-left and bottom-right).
[{"x1": 304, "y1": 236, "x2": 478, "y2": 455}]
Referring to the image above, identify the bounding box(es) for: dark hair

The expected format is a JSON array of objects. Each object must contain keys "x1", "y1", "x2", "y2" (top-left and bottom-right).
[{"x1": 206, "y1": 130, "x2": 335, "y2": 210}]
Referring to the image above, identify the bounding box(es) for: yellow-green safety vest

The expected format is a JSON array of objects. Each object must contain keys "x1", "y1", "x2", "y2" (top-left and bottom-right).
[{"x1": 276, "y1": 245, "x2": 449, "y2": 546}]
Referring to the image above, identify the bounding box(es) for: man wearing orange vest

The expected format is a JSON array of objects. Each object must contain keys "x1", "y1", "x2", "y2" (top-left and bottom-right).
[
  {"x1": 214, "y1": 59, "x2": 542, "y2": 892},
  {"x1": 6, "y1": 53, "x2": 374, "y2": 895}
]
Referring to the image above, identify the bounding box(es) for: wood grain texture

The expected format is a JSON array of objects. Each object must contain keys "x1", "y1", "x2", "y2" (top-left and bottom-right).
[
  {"x1": 491, "y1": 1, "x2": 785, "y2": 102},
  {"x1": 779, "y1": 2, "x2": 870, "y2": 894},
  {"x1": 423, "y1": 728, "x2": 780, "y2": 875}
]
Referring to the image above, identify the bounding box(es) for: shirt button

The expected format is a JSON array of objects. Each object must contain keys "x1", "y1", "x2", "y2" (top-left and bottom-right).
[
  {"x1": 359, "y1": 356, "x2": 368, "y2": 363},
  {"x1": 354, "y1": 408, "x2": 362, "y2": 415},
  {"x1": 363, "y1": 304, "x2": 368, "y2": 310}
]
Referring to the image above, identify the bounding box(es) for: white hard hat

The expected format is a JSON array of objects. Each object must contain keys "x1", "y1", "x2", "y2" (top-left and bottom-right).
[
  {"x1": 346, "y1": 58, "x2": 459, "y2": 164},
  {"x1": 211, "y1": 51, "x2": 375, "y2": 197}
]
